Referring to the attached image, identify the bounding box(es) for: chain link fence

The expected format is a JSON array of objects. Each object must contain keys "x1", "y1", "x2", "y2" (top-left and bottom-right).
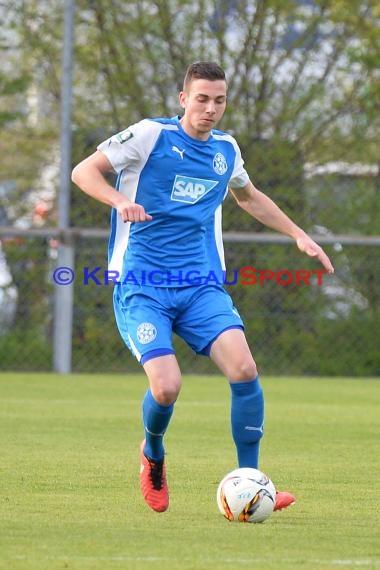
[
  {"x1": 1, "y1": 0, "x2": 379, "y2": 377},
  {"x1": 1, "y1": 226, "x2": 379, "y2": 376}
]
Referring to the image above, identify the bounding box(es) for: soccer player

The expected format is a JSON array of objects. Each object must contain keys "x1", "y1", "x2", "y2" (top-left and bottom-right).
[{"x1": 72, "y1": 61, "x2": 334, "y2": 513}]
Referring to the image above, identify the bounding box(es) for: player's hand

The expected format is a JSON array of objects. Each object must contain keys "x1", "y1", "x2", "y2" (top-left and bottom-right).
[
  {"x1": 296, "y1": 234, "x2": 334, "y2": 274},
  {"x1": 116, "y1": 201, "x2": 153, "y2": 223}
]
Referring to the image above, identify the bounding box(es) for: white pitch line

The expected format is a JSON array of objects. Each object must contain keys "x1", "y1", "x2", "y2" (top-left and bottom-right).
[
  {"x1": 10, "y1": 555, "x2": 380, "y2": 566},
  {"x1": 314, "y1": 562, "x2": 380, "y2": 567}
]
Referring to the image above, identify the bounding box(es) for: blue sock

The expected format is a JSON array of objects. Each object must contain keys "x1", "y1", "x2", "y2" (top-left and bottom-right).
[
  {"x1": 142, "y1": 389, "x2": 174, "y2": 461},
  {"x1": 230, "y1": 377, "x2": 264, "y2": 469}
]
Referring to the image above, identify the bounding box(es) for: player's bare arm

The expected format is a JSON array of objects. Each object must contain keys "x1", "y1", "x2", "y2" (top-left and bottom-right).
[
  {"x1": 72, "y1": 151, "x2": 152, "y2": 223},
  {"x1": 230, "y1": 181, "x2": 334, "y2": 274}
]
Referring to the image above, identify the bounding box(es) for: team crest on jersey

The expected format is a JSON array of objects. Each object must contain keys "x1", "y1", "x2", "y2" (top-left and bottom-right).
[
  {"x1": 171, "y1": 175, "x2": 218, "y2": 204},
  {"x1": 136, "y1": 322, "x2": 157, "y2": 344},
  {"x1": 213, "y1": 152, "x2": 228, "y2": 175},
  {"x1": 112, "y1": 129, "x2": 134, "y2": 144}
]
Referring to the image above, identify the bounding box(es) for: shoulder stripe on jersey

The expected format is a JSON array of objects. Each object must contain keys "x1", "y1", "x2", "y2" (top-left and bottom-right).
[
  {"x1": 211, "y1": 132, "x2": 235, "y2": 142},
  {"x1": 147, "y1": 118, "x2": 180, "y2": 131}
]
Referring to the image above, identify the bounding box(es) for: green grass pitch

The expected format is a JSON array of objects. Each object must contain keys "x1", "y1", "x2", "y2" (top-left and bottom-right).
[{"x1": 1, "y1": 373, "x2": 379, "y2": 570}]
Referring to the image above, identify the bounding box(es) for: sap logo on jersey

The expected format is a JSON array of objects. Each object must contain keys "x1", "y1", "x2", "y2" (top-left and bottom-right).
[{"x1": 171, "y1": 175, "x2": 218, "y2": 204}]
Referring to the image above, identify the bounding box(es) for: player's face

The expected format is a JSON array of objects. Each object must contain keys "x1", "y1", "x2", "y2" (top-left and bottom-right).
[{"x1": 179, "y1": 79, "x2": 227, "y2": 140}]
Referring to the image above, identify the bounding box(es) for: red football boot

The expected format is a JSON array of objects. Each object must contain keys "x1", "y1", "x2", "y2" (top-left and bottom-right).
[
  {"x1": 274, "y1": 490, "x2": 296, "y2": 511},
  {"x1": 139, "y1": 440, "x2": 169, "y2": 512}
]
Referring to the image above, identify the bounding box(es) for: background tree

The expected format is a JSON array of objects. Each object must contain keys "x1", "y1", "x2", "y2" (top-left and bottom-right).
[{"x1": 1, "y1": 0, "x2": 379, "y2": 374}]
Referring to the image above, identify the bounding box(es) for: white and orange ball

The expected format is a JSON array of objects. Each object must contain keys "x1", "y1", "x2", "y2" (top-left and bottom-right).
[{"x1": 217, "y1": 467, "x2": 276, "y2": 523}]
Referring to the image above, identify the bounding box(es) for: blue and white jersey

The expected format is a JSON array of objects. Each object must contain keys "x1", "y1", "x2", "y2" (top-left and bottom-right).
[{"x1": 97, "y1": 116, "x2": 249, "y2": 286}]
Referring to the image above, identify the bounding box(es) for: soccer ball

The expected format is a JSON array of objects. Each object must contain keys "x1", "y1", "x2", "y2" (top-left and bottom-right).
[{"x1": 217, "y1": 467, "x2": 276, "y2": 523}]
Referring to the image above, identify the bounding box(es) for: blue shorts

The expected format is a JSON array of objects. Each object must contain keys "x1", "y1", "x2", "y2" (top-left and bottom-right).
[{"x1": 113, "y1": 283, "x2": 244, "y2": 364}]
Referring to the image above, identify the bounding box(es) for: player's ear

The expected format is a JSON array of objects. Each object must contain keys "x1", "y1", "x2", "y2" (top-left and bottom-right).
[{"x1": 179, "y1": 91, "x2": 187, "y2": 109}]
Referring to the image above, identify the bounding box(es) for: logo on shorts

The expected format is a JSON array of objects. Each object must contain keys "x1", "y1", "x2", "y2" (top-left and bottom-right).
[
  {"x1": 213, "y1": 153, "x2": 228, "y2": 175},
  {"x1": 136, "y1": 322, "x2": 157, "y2": 344},
  {"x1": 171, "y1": 175, "x2": 218, "y2": 204}
]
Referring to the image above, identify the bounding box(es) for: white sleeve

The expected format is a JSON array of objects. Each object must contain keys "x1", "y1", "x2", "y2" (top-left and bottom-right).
[
  {"x1": 228, "y1": 137, "x2": 250, "y2": 189},
  {"x1": 97, "y1": 119, "x2": 160, "y2": 173}
]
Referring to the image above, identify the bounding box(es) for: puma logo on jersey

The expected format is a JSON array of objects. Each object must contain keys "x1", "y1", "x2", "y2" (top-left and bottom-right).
[
  {"x1": 172, "y1": 145, "x2": 185, "y2": 159},
  {"x1": 171, "y1": 175, "x2": 218, "y2": 204}
]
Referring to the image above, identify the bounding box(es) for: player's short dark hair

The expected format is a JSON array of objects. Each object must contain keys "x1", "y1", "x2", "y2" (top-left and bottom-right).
[{"x1": 183, "y1": 61, "x2": 227, "y2": 89}]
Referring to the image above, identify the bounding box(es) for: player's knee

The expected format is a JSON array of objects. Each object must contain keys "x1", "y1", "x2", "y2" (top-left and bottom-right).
[
  {"x1": 150, "y1": 379, "x2": 181, "y2": 405},
  {"x1": 229, "y1": 358, "x2": 258, "y2": 382}
]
